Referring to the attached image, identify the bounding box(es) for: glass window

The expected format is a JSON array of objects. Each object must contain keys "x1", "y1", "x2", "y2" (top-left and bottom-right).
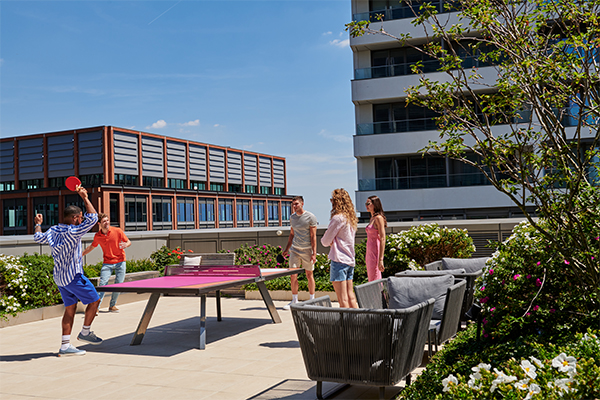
[
  {"x1": 218, "y1": 199, "x2": 234, "y2": 228},
  {"x1": 168, "y1": 178, "x2": 186, "y2": 189},
  {"x1": 109, "y1": 194, "x2": 120, "y2": 226},
  {"x1": 152, "y1": 196, "x2": 172, "y2": 230},
  {"x1": 124, "y1": 195, "x2": 147, "y2": 231},
  {"x1": 80, "y1": 174, "x2": 104, "y2": 186},
  {"x1": 0, "y1": 182, "x2": 15, "y2": 191},
  {"x1": 3, "y1": 198, "x2": 27, "y2": 235},
  {"x1": 190, "y1": 180, "x2": 206, "y2": 191},
  {"x1": 281, "y1": 202, "x2": 291, "y2": 226},
  {"x1": 143, "y1": 176, "x2": 165, "y2": 188},
  {"x1": 236, "y1": 199, "x2": 250, "y2": 227},
  {"x1": 260, "y1": 186, "x2": 271, "y2": 195},
  {"x1": 228, "y1": 184, "x2": 243, "y2": 193},
  {"x1": 33, "y1": 196, "x2": 59, "y2": 228},
  {"x1": 210, "y1": 183, "x2": 224, "y2": 192},
  {"x1": 198, "y1": 198, "x2": 215, "y2": 228},
  {"x1": 253, "y1": 201, "x2": 265, "y2": 227},
  {"x1": 268, "y1": 201, "x2": 279, "y2": 227},
  {"x1": 19, "y1": 179, "x2": 43, "y2": 190},
  {"x1": 273, "y1": 187, "x2": 284, "y2": 195},
  {"x1": 245, "y1": 185, "x2": 257, "y2": 193},
  {"x1": 114, "y1": 174, "x2": 138, "y2": 186},
  {"x1": 176, "y1": 197, "x2": 195, "y2": 229}
]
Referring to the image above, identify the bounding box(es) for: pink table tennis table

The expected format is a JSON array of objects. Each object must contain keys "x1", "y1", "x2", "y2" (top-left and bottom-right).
[{"x1": 96, "y1": 264, "x2": 304, "y2": 349}]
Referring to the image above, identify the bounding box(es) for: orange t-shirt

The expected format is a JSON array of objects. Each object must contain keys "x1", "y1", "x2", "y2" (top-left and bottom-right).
[{"x1": 91, "y1": 227, "x2": 129, "y2": 264}]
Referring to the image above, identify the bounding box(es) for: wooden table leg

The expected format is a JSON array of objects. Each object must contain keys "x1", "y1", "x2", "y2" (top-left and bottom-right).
[{"x1": 131, "y1": 292, "x2": 160, "y2": 345}]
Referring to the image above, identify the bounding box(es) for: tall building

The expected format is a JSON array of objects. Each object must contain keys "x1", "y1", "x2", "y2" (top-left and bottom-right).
[
  {"x1": 350, "y1": 0, "x2": 547, "y2": 222},
  {"x1": 1, "y1": 126, "x2": 292, "y2": 235}
]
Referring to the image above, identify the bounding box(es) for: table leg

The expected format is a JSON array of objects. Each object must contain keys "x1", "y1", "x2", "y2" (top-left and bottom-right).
[
  {"x1": 131, "y1": 292, "x2": 160, "y2": 345},
  {"x1": 200, "y1": 294, "x2": 206, "y2": 350},
  {"x1": 256, "y1": 280, "x2": 282, "y2": 323},
  {"x1": 216, "y1": 290, "x2": 222, "y2": 322}
]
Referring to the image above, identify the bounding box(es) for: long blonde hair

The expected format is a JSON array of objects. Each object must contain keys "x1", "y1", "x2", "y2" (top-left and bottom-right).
[{"x1": 330, "y1": 188, "x2": 358, "y2": 230}]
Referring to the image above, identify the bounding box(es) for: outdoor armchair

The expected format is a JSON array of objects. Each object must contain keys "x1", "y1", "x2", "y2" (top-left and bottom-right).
[
  {"x1": 355, "y1": 276, "x2": 466, "y2": 359},
  {"x1": 290, "y1": 296, "x2": 434, "y2": 400}
]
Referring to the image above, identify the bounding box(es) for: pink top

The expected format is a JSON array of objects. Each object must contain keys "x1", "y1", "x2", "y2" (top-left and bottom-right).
[{"x1": 320, "y1": 214, "x2": 356, "y2": 266}]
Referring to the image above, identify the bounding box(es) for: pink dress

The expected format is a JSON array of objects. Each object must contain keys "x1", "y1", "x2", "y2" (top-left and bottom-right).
[{"x1": 366, "y1": 223, "x2": 382, "y2": 281}]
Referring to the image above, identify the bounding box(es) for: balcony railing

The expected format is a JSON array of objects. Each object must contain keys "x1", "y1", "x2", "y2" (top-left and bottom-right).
[
  {"x1": 357, "y1": 118, "x2": 438, "y2": 135},
  {"x1": 359, "y1": 173, "x2": 495, "y2": 191},
  {"x1": 352, "y1": 0, "x2": 459, "y2": 23},
  {"x1": 354, "y1": 56, "x2": 495, "y2": 80}
]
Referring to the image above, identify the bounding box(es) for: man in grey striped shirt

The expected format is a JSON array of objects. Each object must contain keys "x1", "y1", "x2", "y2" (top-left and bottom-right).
[{"x1": 34, "y1": 186, "x2": 102, "y2": 356}]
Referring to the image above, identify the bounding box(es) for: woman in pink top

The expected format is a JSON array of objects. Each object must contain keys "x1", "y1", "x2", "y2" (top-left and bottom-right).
[
  {"x1": 365, "y1": 195, "x2": 387, "y2": 281},
  {"x1": 320, "y1": 188, "x2": 359, "y2": 308}
]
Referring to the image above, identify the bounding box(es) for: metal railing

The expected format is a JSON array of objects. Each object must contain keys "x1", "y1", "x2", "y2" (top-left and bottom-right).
[{"x1": 358, "y1": 172, "x2": 495, "y2": 191}]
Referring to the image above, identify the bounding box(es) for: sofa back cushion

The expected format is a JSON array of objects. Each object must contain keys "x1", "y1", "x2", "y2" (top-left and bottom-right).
[
  {"x1": 441, "y1": 257, "x2": 489, "y2": 273},
  {"x1": 182, "y1": 255, "x2": 203, "y2": 266},
  {"x1": 387, "y1": 275, "x2": 453, "y2": 319}
]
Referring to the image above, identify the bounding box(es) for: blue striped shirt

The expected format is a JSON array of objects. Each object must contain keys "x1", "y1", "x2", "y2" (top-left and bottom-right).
[{"x1": 34, "y1": 213, "x2": 98, "y2": 287}]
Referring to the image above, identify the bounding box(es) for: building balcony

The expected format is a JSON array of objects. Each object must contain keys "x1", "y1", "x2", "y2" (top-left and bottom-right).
[
  {"x1": 358, "y1": 172, "x2": 494, "y2": 191},
  {"x1": 352, "y1": 0, "x2": 459, "y2": 23}
]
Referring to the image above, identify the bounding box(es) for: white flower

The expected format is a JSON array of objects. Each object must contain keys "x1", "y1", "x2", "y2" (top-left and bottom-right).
[
  {"x1": 515, "y1": 378, "x2": 530, "y2": 391},
  {"x1": 552, "y1": 353, "x2": 577, "y2": 374},
  {"x1": 491, "y1": 369, "x2": 517, "y2": 392},
  {"x1": 530, "y1": 356, "x2": 544, "y2": 368},
  {"x1": 524, "y1": 383, "x2": 541, "y2": 400},
  {"x1": 442, "y1": 374, "x2": 458, "y2": 392},
  {"x1": 554, "y1": 377, "x2": 574, "y2": 394},
  {"x1": 521, "y1": 359, "x2": 538, "y2": 379},
  {"x1": 473, "y1": 363, "x2": 491, "y2": 372}
]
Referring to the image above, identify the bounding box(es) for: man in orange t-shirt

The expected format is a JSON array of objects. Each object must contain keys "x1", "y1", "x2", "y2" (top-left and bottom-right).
[{"x1": 82, "y1": 213, "x2": 131, "y2": 313}]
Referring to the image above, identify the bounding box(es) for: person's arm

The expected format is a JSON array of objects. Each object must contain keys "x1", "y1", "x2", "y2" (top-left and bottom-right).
[
  {"x1": 120, "y1": 235, "x2": 131, "y2": 250},
  {"x1": 33, "y1": 213, "x2": 48, "y2": 243},
  {"x1": 72, "y1": 187, "x2": 98, "y2": 235},
  {"x1": 82, "y1": 244, "x2": 97, "y2": 256},
  {"x1": 309, "y1": 225, "x2": 317, "y2": 264},
  {"x1": 78, "y1": 186, "x2": 97, "y2": 215},
  {"x1": 376, "y1": 215, "x2": 386, "y2": 272},
  {"x1": 283, "y1": 227, "x2": 295, "y2": 256},
  {"x1": 320, "y1": 216, "x2": 341, "y2": 247}
]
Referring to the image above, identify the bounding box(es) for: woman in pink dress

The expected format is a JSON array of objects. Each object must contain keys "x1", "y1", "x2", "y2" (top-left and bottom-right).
[{"x1": 365, "y1": 195, "x2": 387, "y2": 281}]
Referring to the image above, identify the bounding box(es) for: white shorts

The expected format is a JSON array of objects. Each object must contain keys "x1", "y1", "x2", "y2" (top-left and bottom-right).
[{"x1": 289, "y1": 247, "x2": 314, "y2": 271}]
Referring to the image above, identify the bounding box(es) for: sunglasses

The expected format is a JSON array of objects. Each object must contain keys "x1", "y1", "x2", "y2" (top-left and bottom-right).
[{"x1": 365, "y1": 201, "x2": 372, "y2": 206}]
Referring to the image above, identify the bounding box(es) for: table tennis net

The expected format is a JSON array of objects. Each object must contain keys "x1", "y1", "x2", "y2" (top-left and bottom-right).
[{"x1": 165, "y1": 264, "x2": 261, "y2": 277}]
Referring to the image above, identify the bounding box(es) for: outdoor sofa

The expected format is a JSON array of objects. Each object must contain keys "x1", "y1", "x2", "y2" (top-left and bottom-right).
[
  {"x1": 355, "y1": 275, "x2": 466, "y2": 359},
  {"x1": 290, "y1": 295, "x2": 434, "y2": 399}
]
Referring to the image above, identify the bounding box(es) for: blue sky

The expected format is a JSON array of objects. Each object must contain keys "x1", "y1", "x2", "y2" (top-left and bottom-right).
[{"x1": 0, "y1": 0, "x2": 355, "y2": 224}]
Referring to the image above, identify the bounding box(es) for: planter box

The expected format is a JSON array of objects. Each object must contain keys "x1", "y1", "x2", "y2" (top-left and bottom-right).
[
  {"x1": 245, "y1": 290, "x2": 338, "y2": 302},
  {"x1": 1, "y1": 271, "x2": 159, "y2": 328}
]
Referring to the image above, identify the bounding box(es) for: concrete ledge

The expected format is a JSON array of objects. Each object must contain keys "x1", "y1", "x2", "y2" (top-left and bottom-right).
[{"x1": 245, "y1": 290, "x2": 338, "y2": 302}]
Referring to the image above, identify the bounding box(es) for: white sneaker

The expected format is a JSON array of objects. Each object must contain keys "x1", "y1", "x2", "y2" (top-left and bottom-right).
[{"x1": 283, "y1": 301, "x2": 296, "y2": 310}]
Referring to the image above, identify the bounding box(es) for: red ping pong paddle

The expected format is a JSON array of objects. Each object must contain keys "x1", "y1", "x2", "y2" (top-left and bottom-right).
[{"x1": 65, "y1": 176, "x2": 82, "y2": 191}]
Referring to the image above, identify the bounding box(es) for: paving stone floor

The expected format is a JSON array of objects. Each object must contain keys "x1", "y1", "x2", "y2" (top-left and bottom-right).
[{"x1": 0, "y1": 297, "x2": 424, "y2": 399}]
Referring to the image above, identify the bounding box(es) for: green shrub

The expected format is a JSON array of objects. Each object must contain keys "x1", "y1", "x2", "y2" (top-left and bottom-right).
[
  {"x1": 0, "y1": 253, "x2": 62, "y2": 319},
  {"x1": 150, "y1": 245, "x2": 186, "y2": 272},
  {"x1": 384, "y1": 223, "x2": 476, "y2": 276},
  {"x1": 84, "y1": 258, "x2": 159, "y2": 278},
  {"x1": 399, "y1": 326, "x2": 600, "y2": 400},
  {"x1": 476, "y1": 220, "x2": 599, "y2": 341}
]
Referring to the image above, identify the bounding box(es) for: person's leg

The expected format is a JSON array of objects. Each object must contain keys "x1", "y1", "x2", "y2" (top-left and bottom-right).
[
  {"x1": 306, "y1": 270, "x2": 315, "y2": 296},
  {"x1": 332, "y1": 281, "x2": 349, "y2": 308},
  {"x1": 290, "y1": 274, "x2": 299, "y2": 296},
  {"x1": 97, "y1": 263, "x2": 112, "y2": 308},
  {"x1": 84, "y1": 300, "x2": 100, "y2": 326},
  {"x1": 345, "y1": 280, "x2": 359, "y2": 309},
  {"x1": 61, "y1": 304, "x2": 77, "y2": 336},
  {"x1": 110, "y1": 261, "x2": 126, "y2": 308}
]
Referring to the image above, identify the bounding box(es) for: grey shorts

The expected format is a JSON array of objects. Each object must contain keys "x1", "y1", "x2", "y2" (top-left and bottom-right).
[{"x1": 289, "y1": 247, "x2": 314, "y2": 271}]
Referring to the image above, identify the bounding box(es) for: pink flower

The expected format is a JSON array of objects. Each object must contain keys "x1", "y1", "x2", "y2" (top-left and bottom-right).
[
  {"x1": 513, "y1": 274, "x2": 521, "y2": 280},
  {"x1": 480, "y1": 296, "x2": 489, "y2": 304},
  {"x1": 263, "y1": 245, "x2": 266, "y2": 249},
  {"x1": 533, "y1": 305, "x2": 539, "y2": 311},
  {"x1": 489, "y1": 269, "x2": 494, "y2": 275},
  {"x1": 564, "y1": 260, "x2": 570, "y2": 265},
  {"x1": 526, "y1": 312, "x2": 531, "y2": 317},
  {"x1": 536, "y1": 261, "x2": 541, "y2": 266},
  {"x1": 480, "y1": 287, "x2": 486, "y2": 291},
  {"x1": 490, "y1": 307, "x2": 496, "y2": 312},
  {"x1": 483, "y1": 318, "x2": 487, "y2": 325},
  {"x1": 550, "y1": 308, "x2": 556, "y2": 313},
  {"x1": 535, "y1": 278, "x2": 542, "y2": 287},
  {"x1": 526, "y1": 274, "x2": 531, "y2": 279}
]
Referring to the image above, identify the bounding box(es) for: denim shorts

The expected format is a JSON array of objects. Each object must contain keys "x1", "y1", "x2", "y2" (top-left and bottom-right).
[
  {"x1": 58, "y1": 274, "x2": 99, "y2": 307},
  {"x1": 330, "y1": 261, "x2": 354, "y2": 282}
]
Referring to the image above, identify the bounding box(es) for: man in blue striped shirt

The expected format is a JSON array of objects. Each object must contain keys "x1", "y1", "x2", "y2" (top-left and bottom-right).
[{"x1": 34, "y1": 185, "x2": 102, "y2": 356}]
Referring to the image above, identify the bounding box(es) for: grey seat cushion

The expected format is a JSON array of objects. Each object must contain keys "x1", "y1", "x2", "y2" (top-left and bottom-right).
[
  {"x1": 398, "y1": 269, "x2": 466, "y2": 276},
  {"x1": 387, "y1": 275, "x2": 454, "y2": 319},
  {"x1": 441, "y1": 257, "x2": 489, "y2": 273}
]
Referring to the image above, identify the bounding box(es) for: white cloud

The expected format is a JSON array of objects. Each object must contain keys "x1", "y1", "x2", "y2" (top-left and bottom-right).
[
  {"x1": 329, "y1": 38, "x2": 350, "y2": 48},
  {"x1": 214, "y1": 124, "x2": 220, "y2": 127},
  {"x1": 180, "y1": 119, "x2": 200, "y2": 127},
  {"x1": 323, "y1": 31, "x2": 333, "y2": 36},
  {"x1": 318, "y1": 129, "x2": 352, "y2": 143},
  {"x1": 147, "y1": 119, "x2": 167, "y2": 129}
]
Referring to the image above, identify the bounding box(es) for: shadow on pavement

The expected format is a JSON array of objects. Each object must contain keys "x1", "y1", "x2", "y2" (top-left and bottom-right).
[{"x1": 0, "y1": 352, "x2": 56, "y2": 362}]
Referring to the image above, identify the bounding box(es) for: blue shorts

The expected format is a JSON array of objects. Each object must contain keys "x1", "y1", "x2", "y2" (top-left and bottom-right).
[
  {"x1": 330, "y1": 261, "x2": 354, "y2": 282},
  {"x1": 58, "y1": 274, "x2": 100, "y2": 307}
]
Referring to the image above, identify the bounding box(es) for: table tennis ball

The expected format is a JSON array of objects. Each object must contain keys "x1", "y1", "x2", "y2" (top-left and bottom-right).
[{"x1": 276, "y1": 230, "x2": 283, "y2": 236}]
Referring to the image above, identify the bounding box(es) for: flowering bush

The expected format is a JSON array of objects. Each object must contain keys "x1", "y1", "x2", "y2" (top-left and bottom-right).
[
  {"x1": 440, "y1": 332, "x2": 600, "y2": 399},
  {"x1": 149, "y1": 246, "x2": 189, "y2": 271},
  {"x1": 476, "y1": 220, "x2": 599, "y2": 340},
  {"x1": 0, "y1": 253, "x2": 61, "y2": 319},
  {"x1": 384, "y1": 223, "x2": 476, "y2": 276},
  {"x1": 83, "y1": 258, "x2": 159, "y2": 278},
  {"x1": 229, "y1": 243, "x2": 287, "y2": 269}
]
